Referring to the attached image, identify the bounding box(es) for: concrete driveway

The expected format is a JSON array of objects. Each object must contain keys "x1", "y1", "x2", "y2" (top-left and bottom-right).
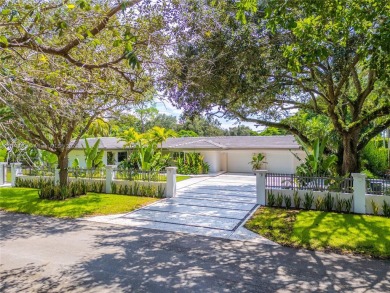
[
  {"x1": 1, "y1": 212, "x2": 389, "y2": 292},
  {"x1": 88, "y1": 174, "x2": 267, "y2": 241}
]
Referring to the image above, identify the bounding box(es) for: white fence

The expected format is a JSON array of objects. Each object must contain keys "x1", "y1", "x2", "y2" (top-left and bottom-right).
[
  {"x1": 9, "y1": 163, "x2": 177, "y2": 198},
  {"x1": 255, "y1": 170, "x2": 389, "y2": 215}
]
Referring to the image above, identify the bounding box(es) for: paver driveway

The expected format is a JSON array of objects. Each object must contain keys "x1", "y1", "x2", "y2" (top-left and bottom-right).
[{"x1": 88, "y1": 174, "x2": 271, "y2": 242}]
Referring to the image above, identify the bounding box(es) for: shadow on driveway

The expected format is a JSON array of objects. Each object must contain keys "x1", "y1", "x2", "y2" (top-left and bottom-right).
[{"x1": 1, "y1": 211, "x2": 389, "y2": 292}]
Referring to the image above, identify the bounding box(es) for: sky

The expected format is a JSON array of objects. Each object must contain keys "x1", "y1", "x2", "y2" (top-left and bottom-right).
[{"x1": 155, "y1": 100, "x2": 264, "y2": 131}]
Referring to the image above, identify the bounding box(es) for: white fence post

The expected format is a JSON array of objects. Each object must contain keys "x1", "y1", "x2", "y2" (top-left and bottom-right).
[
  {"x1": 352, "y1": 173, "x2": 366, "y2": 214},
  {"x1": 0, "y1": 162, "x2": 7, "y2": 185},
  {"x1": 166, "y1": 167, "x2": 177, "y2": 198},
  {"x1": 10, "y1": 163, "x2": 22, "y2": 187},
  {"x1": 54, "y1": 169, "x2": 60, "y2": 186},
  {"x1": 106, "y1": 165, "x2": 115, "y2": 194},
  {"x1": 255, "y1": 170, "x2": 267, "y2": 205}
]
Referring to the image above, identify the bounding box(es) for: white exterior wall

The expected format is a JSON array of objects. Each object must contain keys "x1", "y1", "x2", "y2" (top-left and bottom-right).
[
  {"x1": 68, "y1": 150, "x2": 87, "y2": 168},
  {"x1": 226, "y1": 149, "x2": 305, "y2": 174},
  {"x1": 200, "y1": 151, "x2": 221, "y2": 173},
  {"x1": 227, "y1": 151, "x2": 253, "y2": 173}
]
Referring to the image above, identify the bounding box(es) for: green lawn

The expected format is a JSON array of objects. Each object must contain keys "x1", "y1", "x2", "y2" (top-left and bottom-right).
[
  {"x1": 176, "y1": 175, "x2": 190, "y2": 182},
  {"x1": 0, "y1": 188, "x2": 159, "y2": 218},
  {"x1": 246, "y1": 207, "x2": 390, "y2": 259}
]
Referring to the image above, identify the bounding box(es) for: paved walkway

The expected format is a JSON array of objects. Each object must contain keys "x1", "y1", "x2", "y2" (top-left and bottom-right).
[{"x1": 88, "y1": 174, "x2": 272, "y2": 243}]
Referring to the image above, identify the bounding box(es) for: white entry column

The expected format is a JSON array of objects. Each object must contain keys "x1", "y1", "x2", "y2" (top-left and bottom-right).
[{"x1": 255, "y1": 170, "x2": 267, "y2": 205}]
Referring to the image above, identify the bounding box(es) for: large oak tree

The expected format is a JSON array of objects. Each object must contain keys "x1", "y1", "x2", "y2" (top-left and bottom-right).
[{"x1": 161, "y1": 0, "x2": 390, "y2": 175}]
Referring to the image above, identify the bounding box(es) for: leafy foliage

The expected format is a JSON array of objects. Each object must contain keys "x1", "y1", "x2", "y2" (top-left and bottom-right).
[
  {"x1": 314, "y1": 196, "x2": 324, "y2": 211},
  {"x1": 249, "y1": 153, "x2": 266, "y2": 170},
  {"x1": 109, "y1": 182, "x2": 165, "y2": 198},
  {"x1": 323, "y1": 193, "x2": 334, "y2": 212},
  {"x1": 371, "y1": 200, "x2": 380, "y2": 216},
  {"x1": 335, "y1": 195, "x2": 345, "y2": 213},
  {"x1": 361, "y1": 137, "x2": 389, "y2": 177},
  {"x1": 83, "y1": 139, "x2": 104, "y2": 169},
  {"x1": 283, "y1": 195, "x2": 292, "y2": 209},
  {"x1": 275, "y1": 194, "x2": 283, "y2": 208},
  {"x1": 176, "y1": 152, "x2": 210, "y2": 175},
  {"x1": 267, "y1": 191, "x2": 275, "y2": 207},
  {"x1": 293, "y1": 192, "x2": 301, "y2": 209},
  {"x1": 383, "y1": 201, "x2": 390, "y2": 217},
  {"x1": 162, "y1": 0, "x2": 390, "y2": 175},
  {"x1": 344, "y1": 196, "x2": 353, "y2": 213},
  {"x1": 120, "y1": 127, "x2": 172, "y2": 171},
  {"x1": 303, "y1": 192, "x2": 314, "y2": 210},
  {"x1": 0, "y1": 0, "x2": 169, "y2": 186},
  {"x1": 294, "y1": 137, "x2": 337, "y2": 176}
]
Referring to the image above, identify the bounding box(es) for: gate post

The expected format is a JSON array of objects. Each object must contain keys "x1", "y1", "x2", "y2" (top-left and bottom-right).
[
  {"x1": 255, "y1": 170, "x2": 267, "y2": 205},
  {"x1": 0, "y1": 162, "x2": 7, "y2": 185},
  {"x1": 352, "y1": 173, "x2": 366, "y2": 214},
  {"x1": 166, "y1": 167, "x2": 177, "y2": 198},
  {"x1": 105, "y1": 165, "x2": 116, "y2": 194},
  {"x1": 10, "y1": 163, "x2": 22, "y2": 187}
]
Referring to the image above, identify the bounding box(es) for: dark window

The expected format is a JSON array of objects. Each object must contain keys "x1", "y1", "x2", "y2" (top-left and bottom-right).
[{"x1": 118, "y1": 151, "x2": 127, "y2": 162}]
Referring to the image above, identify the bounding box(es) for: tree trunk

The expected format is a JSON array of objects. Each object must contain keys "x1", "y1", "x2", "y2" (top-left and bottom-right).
[
  {"x1": 57, "y1": 152, "x2": 69, "y2": 187},
  {"x1": 340, "y1": 132, "x2": 360, "y2": 176}
]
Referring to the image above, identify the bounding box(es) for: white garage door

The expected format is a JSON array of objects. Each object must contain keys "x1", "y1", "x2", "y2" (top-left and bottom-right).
[
  {"x1": 227, "y1": 151, "x2": 253, "y2": 173},
  {"x1": 227, "y1": 150, "x2": 296, "y2": 174}
]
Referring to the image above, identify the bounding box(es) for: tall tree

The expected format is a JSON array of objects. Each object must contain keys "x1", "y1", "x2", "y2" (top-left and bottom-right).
[
  {"x1": 135, "y1": 104, "x2": 159, "y2": 133},
  {"x1": 1, "y1": 0, "x2": 169, "y2": 186},
  {"x1": 162, "y1": 0, "x2": 390, "y2": 175},
  {"x1": 224, "y1": 125, "x2": 259, "y2": 136},
  {"x1": 145, "y1": 113, "x2": 178, "y2": 131},
  {"x1": 178, "y1": 115, "x2": 225, "y2": 136}
]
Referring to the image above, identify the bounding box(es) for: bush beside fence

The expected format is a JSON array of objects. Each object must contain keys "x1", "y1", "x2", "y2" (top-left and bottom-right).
[
  {"x1": 254, "y1": 171, "x2": 390, "y2": 216},
  {"x1": 12, "y1": 164, "x2": 174, "y2": 198},
  {"x1": 265, "y1": 189, "x2": 389, "y2": 216}
]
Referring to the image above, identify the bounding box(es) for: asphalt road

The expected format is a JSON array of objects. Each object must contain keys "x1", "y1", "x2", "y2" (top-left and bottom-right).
[{"x1": 1, "y1": 211, "x2": 389, "y2": 292}]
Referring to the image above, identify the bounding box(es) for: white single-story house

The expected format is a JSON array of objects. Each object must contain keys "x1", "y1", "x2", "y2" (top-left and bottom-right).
[{"x1": 68, "y1": 135, "x2": 305, "y2": 174}]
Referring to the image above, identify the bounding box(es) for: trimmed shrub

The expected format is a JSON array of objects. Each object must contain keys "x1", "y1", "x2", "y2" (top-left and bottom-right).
[
  {"x1": 284, "y1": 195, "x2": 292, "y2": 209},
  {"x1": 38, "y1": 180, "x2": 87, "y2": 200},
  {"x1": 383, "y1": 201, "x2": 390, "y2": 217},
  {"x1": 111, "y1": 182, "x2": 117, "y2": 194},
  {"x1": 323, "y1": 192, "x2": 334, "y2": 212},
  {"x1": 315, "y1": 196, "x2": 324, "y2": 211},
  {"x1": 267, "y1": 192, "x2": 275, "y2": 207},
  {"x1": 275, "y1": 194, "x2": 283, "y2": 208},
  {"x1": 303, "y1": 192, "x2": 314, "y2": 210},
  {"x1": 371, "y1": 200, "x2": 379, "y2": 216},
  {"x1": 343, "y1": 196, "x2": 353, "y2": 213},
  {"x1": 334, "y1": 195, "x2": 344, "y2": 213},
  {"x1": 293, "y1": 191, "x2": 301, "y2": 209}
]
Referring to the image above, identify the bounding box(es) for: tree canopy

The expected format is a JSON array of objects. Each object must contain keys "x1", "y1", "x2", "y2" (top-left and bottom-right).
[
  {"x1": 0, "y1": 0, "x2": 169, "y2": 186},
  {"x1": 162, "y1": 0, "x2": 390, "y2": 175}
]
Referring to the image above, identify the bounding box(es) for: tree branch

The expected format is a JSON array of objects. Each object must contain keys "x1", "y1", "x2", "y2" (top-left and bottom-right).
[
  {"x1": 230, "y1": 109, "x2": 311, "y2": 146},
  {"x1": 358, "y1": 117, "x2": 390, "y2": 151}
]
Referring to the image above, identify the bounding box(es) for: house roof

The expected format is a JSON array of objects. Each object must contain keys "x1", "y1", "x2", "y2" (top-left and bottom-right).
[
  {"x1": 71, "y1": 137, "x2": 126, "y2": 150},
  {"x1": 71, "y1": 135, "x2": 300, "y2": 150},
  {"x1": 162, "y1": 135, "x2": 300, "y2": 150}
]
